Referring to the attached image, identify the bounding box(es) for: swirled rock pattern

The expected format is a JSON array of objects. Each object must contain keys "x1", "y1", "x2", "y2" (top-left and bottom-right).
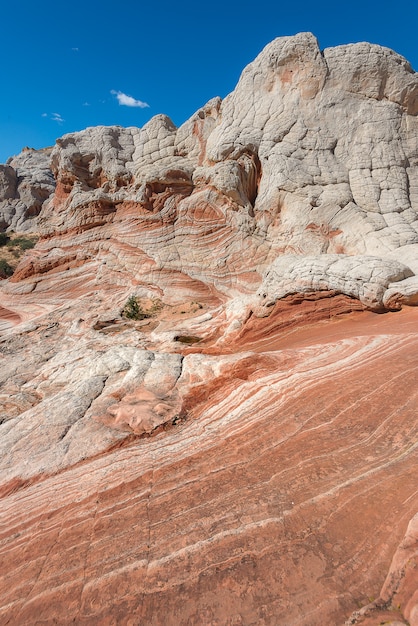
[{"x1": 0, "y1": 32, "x2": 418, "y2": 625}]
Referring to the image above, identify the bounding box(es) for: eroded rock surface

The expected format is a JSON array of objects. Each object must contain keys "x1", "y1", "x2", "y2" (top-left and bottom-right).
[
  {"x1": 0, "y1": 32, "x2": 417, "y2": 625},
  {"x1": 0, "y1": 147, "x2": 55, "y2": 232}
]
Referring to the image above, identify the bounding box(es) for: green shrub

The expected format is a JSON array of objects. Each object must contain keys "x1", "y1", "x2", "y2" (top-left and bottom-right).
[
  {"x1": 0, "y1": 259, "x2": 13, "y2": 278},
  {"x1": 7, "y1": 237, "x2": 37, "y2": 250},
  {"x1": 122, "y1": 295, "x2": 151, "y2": 320},
  {"x1": 0, "y1": 233, "x2": 10, "y2": 247}
]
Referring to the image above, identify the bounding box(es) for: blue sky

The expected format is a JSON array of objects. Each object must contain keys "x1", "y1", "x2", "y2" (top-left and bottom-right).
[{"x1": 1, "y1": 0, "x2": 417, "y2": 163}]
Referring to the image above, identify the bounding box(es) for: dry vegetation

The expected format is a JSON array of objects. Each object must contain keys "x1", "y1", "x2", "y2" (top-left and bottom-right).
[{"x1": 0, "y1": 232, "x2": 38, "y2": 277}]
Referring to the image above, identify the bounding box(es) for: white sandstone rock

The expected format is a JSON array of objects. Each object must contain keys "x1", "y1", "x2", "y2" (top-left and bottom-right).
[
  {"x1": 257, "y1": 254, "x2": 413, "y2": 310},
  {"x1": 0, "y1": 148, "x2": 55, "y2": 231}
]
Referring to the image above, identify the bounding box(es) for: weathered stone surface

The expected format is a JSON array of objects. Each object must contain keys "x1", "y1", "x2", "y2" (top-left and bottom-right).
[
  {"x1": 0, "y1": 163, "x2": 17, "y2": 200},
  {"x1": 1, "y1": 302, "x2": 418, "y2": 625},
  {"x1": 0, "y1": 32, "x2": 417, "y2": 625},
  {"x1": 346, "y1": 512, "x2": 418, "y2": 625},
  {"x1": 257, "y1": 254, "x2": 414, "y2": 311},
  {"x1": 6, "y1": 33, "x2": 415, "y2": 311},
  {"x1": 0, "y1": 147, "x2": 55, "y2": 231}
]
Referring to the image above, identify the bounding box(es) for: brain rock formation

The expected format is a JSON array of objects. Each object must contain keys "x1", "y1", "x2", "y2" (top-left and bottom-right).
[{"x1": 0, "y1": 32, "x2": 417, "y2": 625}]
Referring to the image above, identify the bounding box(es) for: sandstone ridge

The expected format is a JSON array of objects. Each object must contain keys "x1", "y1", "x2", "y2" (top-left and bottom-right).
[{"x1": 0, "y1": 33, "x2": 417, "y2": 625}]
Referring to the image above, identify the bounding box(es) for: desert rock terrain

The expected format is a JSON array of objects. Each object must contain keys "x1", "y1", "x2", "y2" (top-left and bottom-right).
[{"x1": 0, "y1": 32, "x2": 417, "y2": 625}]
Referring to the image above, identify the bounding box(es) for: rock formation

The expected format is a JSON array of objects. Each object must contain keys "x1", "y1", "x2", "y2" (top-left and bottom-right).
[
  {"x1": 0, "y1": 32, "x2": 417, "y2": 625},
  {"x1": 0, "y1": 147, "x2": 55, "y2": 232}
]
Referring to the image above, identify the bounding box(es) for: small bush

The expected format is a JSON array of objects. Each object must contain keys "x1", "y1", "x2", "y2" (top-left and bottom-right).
[
  {"x1": 122, "y1": 296, "x2": 164, "y2": 321},
  {"x1": 122, "y1": 295, "x2": 151, "y2": 320},
  {"x1": 0, "y1": 233, "x2": 10, "y2": 247},
  {"x1": 149, "y1": 299, "x2": 163, "y2": 315},
  {"x1": 0, "y1": 258, "x2": 14, "y2": 278},
  {"x1": 7, "y1": 237, "x2": 37, "y2": 250}
]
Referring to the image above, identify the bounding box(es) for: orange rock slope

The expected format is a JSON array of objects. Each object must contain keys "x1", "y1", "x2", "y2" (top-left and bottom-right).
[
  {"x1": 0, "y1": 33, "x2": 418, "y2": 625},
  {"x1": 1, "y1": 302, "x2": 418, "y2": 625}
]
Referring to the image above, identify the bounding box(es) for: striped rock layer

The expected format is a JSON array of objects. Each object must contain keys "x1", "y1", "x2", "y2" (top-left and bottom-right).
[{"x1": 0, "y1": 33, "x2": 418, "y2": 625}]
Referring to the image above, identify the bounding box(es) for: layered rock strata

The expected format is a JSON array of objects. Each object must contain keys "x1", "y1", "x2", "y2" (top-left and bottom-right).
[{"x1": 0, "y1": 32, "x2": 418, "y2": 625}]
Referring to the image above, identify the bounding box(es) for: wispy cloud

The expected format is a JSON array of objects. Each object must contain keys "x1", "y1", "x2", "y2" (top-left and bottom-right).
[
  {"x1": 111, "y1": 90, "x2": 149, "y2": 108},
  {"x1": 71, "y1": 47, "x2": 79, "y2": 52},
  {"x1": 42, "y1": 112, "x2": 65, "y2": 124},
  {"x1": 51, "y1": 112, "x2": 65, "y2": 124}
]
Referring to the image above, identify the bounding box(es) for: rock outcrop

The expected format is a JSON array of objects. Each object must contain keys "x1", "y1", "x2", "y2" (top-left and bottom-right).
[
  {"x1": 0, "y1": 147, "x2": 55, "y2": 232},
  {"x1": 5, "y1": 34, "x2": 417, "y2": 311},
  {"x1": 0, "y1": 33, "x2": 417, "y2": 625}
]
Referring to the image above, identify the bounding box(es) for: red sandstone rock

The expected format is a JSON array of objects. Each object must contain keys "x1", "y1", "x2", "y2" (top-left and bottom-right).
[
  {"x1": 0, "y1": 33, "x2": 418, "y2": 626},
  {"x1": 1, "y1": 302, "x2": 417, "y2": 625}
]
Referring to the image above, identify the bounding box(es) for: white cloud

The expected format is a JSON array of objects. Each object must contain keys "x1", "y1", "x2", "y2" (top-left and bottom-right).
[
  {"x1": 51, "y1": 113, "x2": 64, "y2": 124},
  {"x1": 42, "y1": 112, "x2": 65, "y2": 124},
  {"x1": 111, "y1": 90, "x2": 149, "y2": 108},
  {"x1": 71, "y1": 47, "x2": 79, "y2": 52}
]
